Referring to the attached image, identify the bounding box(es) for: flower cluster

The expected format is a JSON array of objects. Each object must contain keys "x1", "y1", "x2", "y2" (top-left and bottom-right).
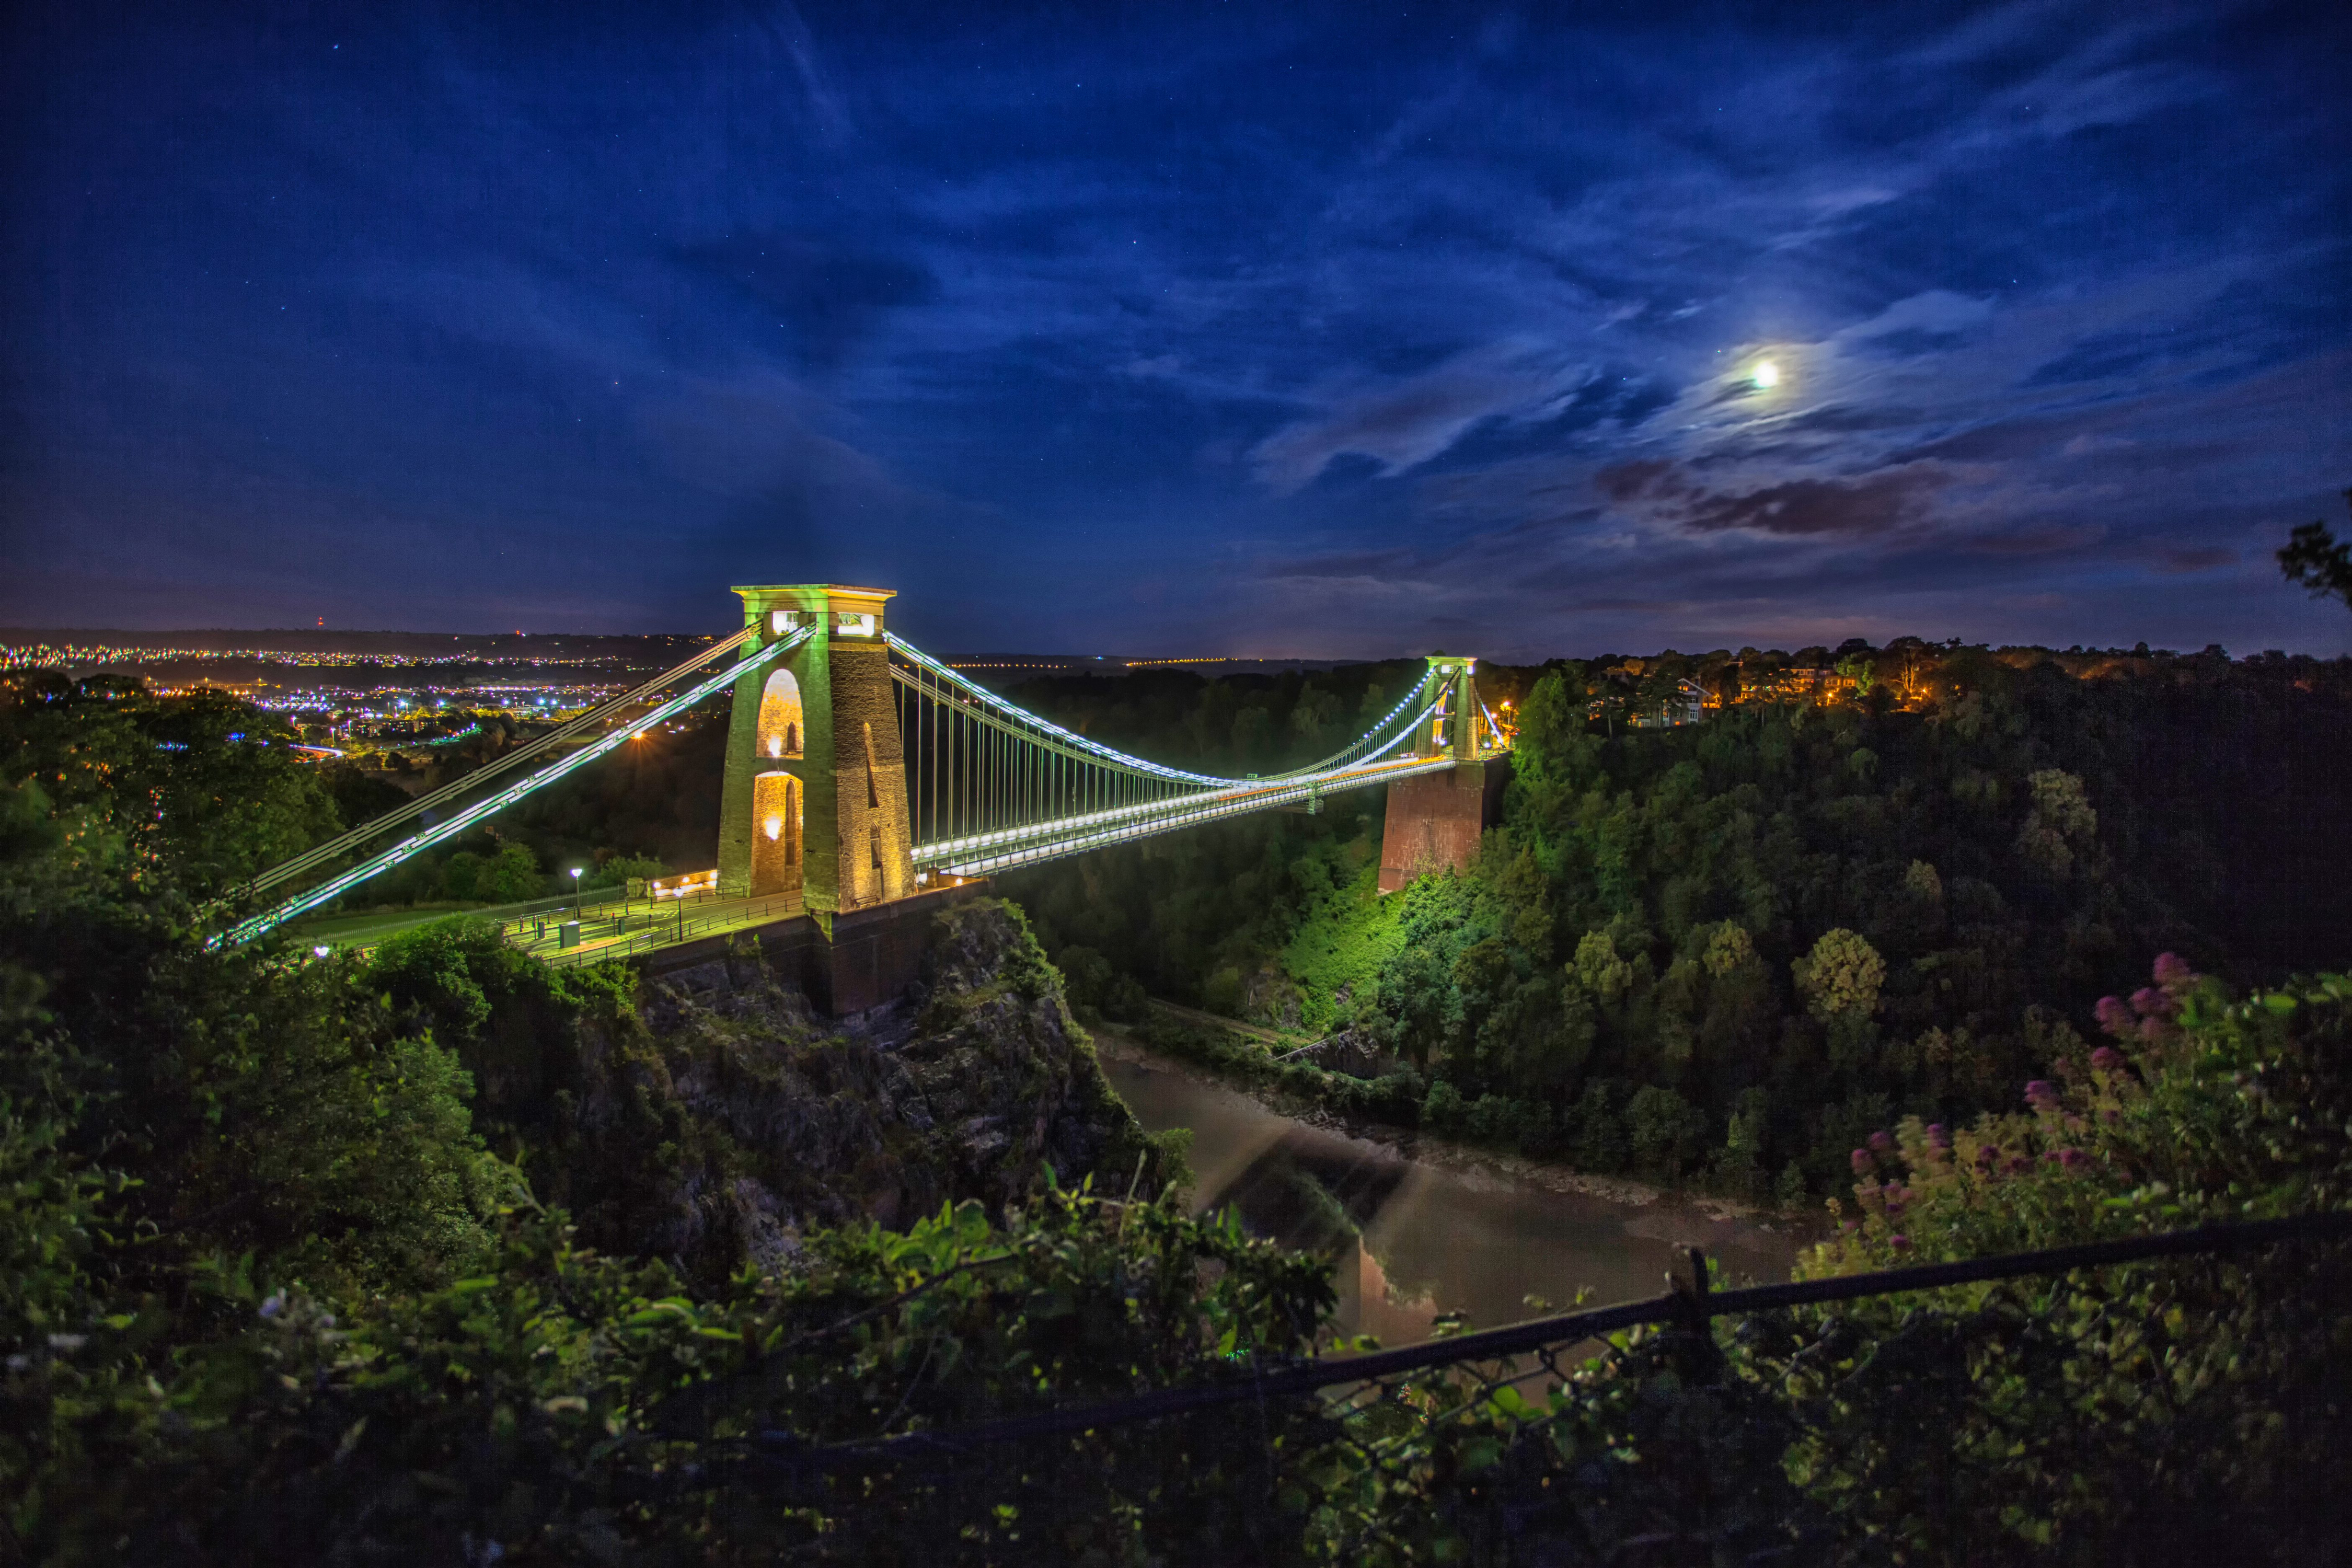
[
  {"x1": 1811, "y1": 953, "x2": 2208, "y2": 1272},
  {"x1": 2092, "y1": 952, "x2": 2196, "y2": 1047}
]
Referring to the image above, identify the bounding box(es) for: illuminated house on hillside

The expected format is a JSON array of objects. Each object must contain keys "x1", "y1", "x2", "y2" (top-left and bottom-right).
[
  {"x1": 1742, "y1": 666, "x2": 1861, "y2": 704},
  {"x1": 1631, "y1": 679, "x2": 1713, "y2": 728}
]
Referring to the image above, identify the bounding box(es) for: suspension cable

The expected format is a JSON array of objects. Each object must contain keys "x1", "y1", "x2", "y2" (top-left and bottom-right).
[
  {"x1": 886, "y1": 634, "x2": 1434, "y2": 788},
  {"x1": 215, "y1": 628, "x2": 811, "y2": 947},
  {"x1": 233, "y1": 626, "x2": 760, "y2": 901}
]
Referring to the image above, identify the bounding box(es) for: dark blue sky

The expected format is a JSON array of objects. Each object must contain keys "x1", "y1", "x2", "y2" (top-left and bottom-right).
[{"x1": 4, "y1": 0, "x2": 2347, "y2": 658}]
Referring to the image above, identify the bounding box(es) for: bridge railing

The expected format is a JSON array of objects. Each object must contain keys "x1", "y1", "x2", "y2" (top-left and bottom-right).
[{"x1": 530, "y1": 893, "x2": 802, "y2": 969}]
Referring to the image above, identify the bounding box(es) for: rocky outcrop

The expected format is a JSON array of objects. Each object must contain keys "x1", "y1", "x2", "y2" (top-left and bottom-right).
[
  {"x1": 537, "y1": 898, "x2": 1165, "y2": 1286},
  {"x1": 1294, "y1": 1027, "x2": 1396, "y2": 1080}
]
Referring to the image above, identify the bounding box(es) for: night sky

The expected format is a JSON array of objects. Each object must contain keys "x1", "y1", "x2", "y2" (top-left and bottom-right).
[{"x1": 4, "y1": 1, "x2": 2347, "y2": 658}]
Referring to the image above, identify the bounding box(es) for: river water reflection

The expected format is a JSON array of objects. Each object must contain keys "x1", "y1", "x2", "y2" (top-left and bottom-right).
[{"x1": 1099, "y1": 1039, "x2": 1805, "y2": 1343}]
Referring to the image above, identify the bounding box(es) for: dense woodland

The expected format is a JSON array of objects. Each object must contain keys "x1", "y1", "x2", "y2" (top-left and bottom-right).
[
  {"x1": 1007, "y1": 642, "x2": 2352, "y2": 1196},
  {"x1": 4, "y1": 655, "x2": 2351, "y2": 1560}
]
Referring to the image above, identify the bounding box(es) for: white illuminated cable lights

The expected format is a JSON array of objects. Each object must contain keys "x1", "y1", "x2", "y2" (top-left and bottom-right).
[
  {"x1": 215, "y1": 628, "x2": 811, "y2": 948},
  {"x1": 237, "y1": 624, "x2": 762, "y2": 900},
  {"x1": 910, "y1": 691, "x2": 1449, "y2": 862},
  {"x1": 886, "y1": 633, "x2": 1439, "y2": 788}
]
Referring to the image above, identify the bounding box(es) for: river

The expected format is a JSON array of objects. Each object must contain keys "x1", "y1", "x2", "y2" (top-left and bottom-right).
[{"x1": 1097, "y1": 1037, "x2": 1806, "y2": 1343}]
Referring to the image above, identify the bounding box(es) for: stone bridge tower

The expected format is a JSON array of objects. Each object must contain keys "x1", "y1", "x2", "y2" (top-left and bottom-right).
[
  {"x1": 1377, "y1": 655, "x2": 1499, "y2": 892},
  {"x1": 716, "y1": 585, "x2": 916, "y2": 929}
]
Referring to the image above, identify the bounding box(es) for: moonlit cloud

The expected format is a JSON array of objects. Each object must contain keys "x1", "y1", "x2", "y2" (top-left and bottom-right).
[{"x1": 1249, "y1": 345, "x2": 1592, "y2": 494}]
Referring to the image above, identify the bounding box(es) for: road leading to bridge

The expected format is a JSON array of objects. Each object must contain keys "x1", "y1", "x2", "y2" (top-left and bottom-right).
[{"x1": 296, "y1": 887, "x2": 806, "y2": 969}]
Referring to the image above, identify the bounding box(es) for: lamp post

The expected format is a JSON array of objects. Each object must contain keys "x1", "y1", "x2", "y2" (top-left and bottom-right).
[{"x1": 570, "y1": 867, "x2": 583, "y2": 918}]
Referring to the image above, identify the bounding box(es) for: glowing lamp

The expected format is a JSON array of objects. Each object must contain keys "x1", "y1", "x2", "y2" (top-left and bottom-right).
[
  {"x1": 313, "y1": 945, "x2": 331, "y2": 959},
  {"x1": 764, "y1": 816, "x2": 783, "y2": 840}
]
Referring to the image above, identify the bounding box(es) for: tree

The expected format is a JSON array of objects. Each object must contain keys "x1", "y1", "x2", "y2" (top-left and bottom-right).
[
  {"x1": 0, "y1": 674, "x2": 338, "y2": 896},
  {"x1": 2277, "y1": 487, "x2": 2352, "y2": 610},
  {"x1": 2016, "y1": 767, "x2": 2097, "y2": 877},
  {"x1": 1792, "y1": 929, "x2": 1884, "y2": 1023},
  {"x1": 582, "y1": 852, "x2": 663, "y2": 893}
]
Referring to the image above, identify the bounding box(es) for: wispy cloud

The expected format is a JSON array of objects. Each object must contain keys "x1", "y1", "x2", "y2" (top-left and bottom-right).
[{"x1": 1248, "y1": 345, "x2": 1590, "y2": 493}]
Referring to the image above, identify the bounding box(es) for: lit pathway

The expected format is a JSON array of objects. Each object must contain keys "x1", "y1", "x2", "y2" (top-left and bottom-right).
[{"x1": 293, "y1": 889, "x2": 805, "y2": 967}]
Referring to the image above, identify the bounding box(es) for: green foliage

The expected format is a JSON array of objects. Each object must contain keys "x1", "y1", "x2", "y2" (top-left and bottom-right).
[
  {"x1": 1793, "y1": 927, "x2": 1885, "y2": 1023},
  {"x1": 1753, "y1": 957, "x2": 2352, "y2": 1561},
  {"x1": 2015, "y1": 766, "x2": 2097, "y2": 876},
  {"x1": 8, "y1": 645, "x2": 2352, "y2": 1559},
  {"x1": 443, "y1": 837, "x2": 546, "y2": 902},
  {"x1": 10, "y1": 1186, "x2": 1343, "y2": 1565},
  {"x1": 0, "y1": 699, "x2": 1322, "y2": 1560},
  {"x1": 1281, "y1": 959, "x2": 2352, "y2": 1566},
  {"x1": 1009, "y1": 642, "x2": 2352, "y2": 1202},
  {"x1": 583, "y1": 851, "x2": 664, "y2": 892},
  {"x1": 1, "y1": 671, "x2": 340, "y2": 896},
  {"x1": 2276, "y1": 486, "x2": 2352, "y2": 610}
]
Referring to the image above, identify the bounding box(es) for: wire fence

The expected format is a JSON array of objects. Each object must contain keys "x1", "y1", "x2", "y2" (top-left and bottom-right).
[
  {"x1": 737, "y1": 1207, "x2": 2352, "y2": 1474},
  {"x1": 560, "y1": 1204, "x2": 2351, "y2": 1563},
  {"x1": 634, "y1": 1206, "x2": 2352, "y2": 1561}
]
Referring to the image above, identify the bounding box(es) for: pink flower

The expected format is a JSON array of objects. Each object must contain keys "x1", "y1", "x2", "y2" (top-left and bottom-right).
[
  {"x1": 2090, "y1": 1046, "x2": 2125, "y2": 1073},
  {"x1": 1926, "y1": 1123, "x2": 1951, "y2": 1148},
  {"x1": 1975, "y1": 1145, "x2": 1998, "y2": 1170},
  {"x1": 2094, "y1": 996, "x2": 2131, "y2": 1034},
  {"x1": 1888, "y1": 1234, "x2": 1911, "y2": 1250},
  {"x1": 1868, "y1": 1130, "x2": 1896, "y2": 1155},
  {"x1": 1851, "y1": 1148, "x2": 1875, "y2": 1175},
  {"x1": 2130, "y1": 987, "x2": 2164, "y2": 1018},
  {"x1": 2140, "y1": 1017, "x2": 2167, "y2": 1043},
  {"x1": 2153, "y1": 952, "x2": 2191, "y2": 984},
  {"x1": 2024, "y1": 1080, "x2": 2058, "y2": 1109}
]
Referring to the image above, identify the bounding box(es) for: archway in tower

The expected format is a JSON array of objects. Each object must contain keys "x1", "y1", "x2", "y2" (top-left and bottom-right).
[
  {"x1": 756, "y1": 667, "x2": 804, "y2": 761},
  {"x1": 750, "y1": 771, "x2": 802, "y2": 896}
]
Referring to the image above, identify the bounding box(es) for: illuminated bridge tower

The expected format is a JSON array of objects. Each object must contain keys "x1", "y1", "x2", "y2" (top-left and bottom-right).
[
  {"x1": 1377, "y1": 655, "x2": 1495, "y2": 893},
  {"x1": 716, "y1": 585, "x2": 916, "y2": 929}
]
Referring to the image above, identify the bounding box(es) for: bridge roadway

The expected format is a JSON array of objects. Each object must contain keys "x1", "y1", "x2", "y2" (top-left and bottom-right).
[{"x1": 295, "y1": 887, "x2": 809, "y2": 969}]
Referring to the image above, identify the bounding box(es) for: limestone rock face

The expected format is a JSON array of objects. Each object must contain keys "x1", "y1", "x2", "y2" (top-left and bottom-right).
[{"x1": 551, "y1": 898, "x2": 1156, "y2": 1286}]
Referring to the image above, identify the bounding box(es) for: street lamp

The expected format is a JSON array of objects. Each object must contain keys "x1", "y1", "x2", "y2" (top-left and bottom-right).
[{"x1": 570, "y1": 867, "x2": 583, "y2": 917}]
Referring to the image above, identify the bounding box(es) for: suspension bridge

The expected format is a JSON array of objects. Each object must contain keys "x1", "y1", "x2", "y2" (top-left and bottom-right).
[{"x1": 220, "y1": 585, "x2": 1507, "y2": 1006}]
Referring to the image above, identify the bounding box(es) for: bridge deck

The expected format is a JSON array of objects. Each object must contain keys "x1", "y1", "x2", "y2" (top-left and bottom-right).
[{"x1": 295, "y1": 887, "x2": 806, "y2": 967}]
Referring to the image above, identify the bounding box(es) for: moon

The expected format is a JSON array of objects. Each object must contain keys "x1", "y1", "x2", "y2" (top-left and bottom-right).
[{"x1": 1752, "y1": 360, "x2": 1780, "y2": 389}]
